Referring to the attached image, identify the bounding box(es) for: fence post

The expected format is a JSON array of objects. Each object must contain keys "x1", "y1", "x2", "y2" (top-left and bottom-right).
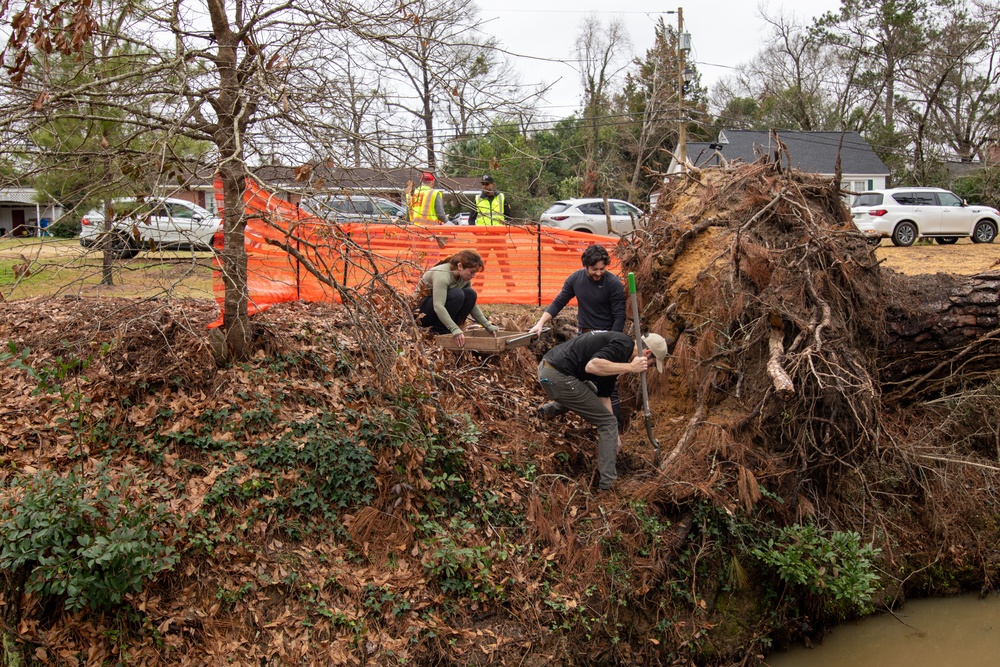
[{"x1": 536, "y1": 222, "x2": 542, "y2": 306}]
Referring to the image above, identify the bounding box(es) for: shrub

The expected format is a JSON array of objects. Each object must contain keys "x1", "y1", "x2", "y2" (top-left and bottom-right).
[
  {"x1": 0, "y1": 470, "x2": 178, "y2": 612},
  {"x1": 752, "y1": 523, "x2": 881, "y2": 616},
  {"x1": 48, "y1": 214, "x2": 82, "y2": 239}
]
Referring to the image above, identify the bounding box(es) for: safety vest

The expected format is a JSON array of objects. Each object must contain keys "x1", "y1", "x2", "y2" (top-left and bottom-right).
[
  {"x1": 474, "y1": 193, "x2": 505, "y2": 226},
  {"x1": 409, "y1": 185, "x2": 443, "y2": 225}
]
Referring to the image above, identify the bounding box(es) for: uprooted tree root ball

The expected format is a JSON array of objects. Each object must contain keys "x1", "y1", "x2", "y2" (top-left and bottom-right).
[
  {"x1": 1, "y1": 162, "x2": 999, "y2": 666},
  {"x1": 619, "y1": 162, "x2": 887, "y2": 518}
]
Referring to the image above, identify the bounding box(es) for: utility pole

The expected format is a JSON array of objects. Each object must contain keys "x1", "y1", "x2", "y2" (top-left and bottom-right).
[
  {"x1": 677, "y1": 8, "x2": 686, "y2": 173},
  {"x1": 669, "y1": 8, "x2": 692, "y2": 173}
]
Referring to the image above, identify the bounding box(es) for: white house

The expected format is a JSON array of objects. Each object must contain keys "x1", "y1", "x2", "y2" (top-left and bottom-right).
[
  {"x1": 665, "y1": 129, "x2": 890, "y2": 203},
  {"x1": 0, "y1": 186, "x2": 63, "y2": 237}
]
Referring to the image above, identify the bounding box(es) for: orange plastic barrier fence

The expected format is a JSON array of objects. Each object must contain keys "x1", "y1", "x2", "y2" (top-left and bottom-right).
[{"x1": 212, "y1": 180, "x2": 620, "y2": 320}]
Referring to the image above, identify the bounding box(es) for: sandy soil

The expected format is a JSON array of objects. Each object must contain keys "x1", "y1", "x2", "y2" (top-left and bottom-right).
[{"x1": 875, "y1": 238, "x2": 1000, "y2": 275}]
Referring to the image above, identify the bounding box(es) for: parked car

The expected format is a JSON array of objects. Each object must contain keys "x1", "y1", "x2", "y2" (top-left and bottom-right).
[
  {"x1": 301, "y1": 195, "x2": 406, "y2": 223},
  {"x1": 851, "y1": 187, "x2": 999, "y2": 247},
  {"x1": 447, "y1": 212, "x2": 471, "y2": 225},
  {"x1": 539, "y1": 198, "x2": 644, "y2": 236},
  {"x1": 79, "y1": 198, "x2": 221, "y2": 258}
]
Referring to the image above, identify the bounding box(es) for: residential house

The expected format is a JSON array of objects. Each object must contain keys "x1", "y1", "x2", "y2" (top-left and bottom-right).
[
  {"x1": 664, "y1": 130, "x2": 890, "y2": 203},
  {"x1": 0, "y1": 185, "x2": 63, "y2": 237}
]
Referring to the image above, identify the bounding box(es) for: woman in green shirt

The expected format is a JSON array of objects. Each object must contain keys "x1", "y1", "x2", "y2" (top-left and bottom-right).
[{"x1": 416, "y1": 249, "x2": 498, "y2": 348}]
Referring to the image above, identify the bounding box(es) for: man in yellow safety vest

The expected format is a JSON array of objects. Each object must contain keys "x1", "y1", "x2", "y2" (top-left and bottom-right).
[
  {"x1": 408, "y1": 172, "x2": 446, "y2": 225},
  {"x1": 468, "y1": 174, "x2": 511, "y2": 226}
]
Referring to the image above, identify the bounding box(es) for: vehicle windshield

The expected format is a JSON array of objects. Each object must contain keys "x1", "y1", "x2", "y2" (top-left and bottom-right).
[
  {"x1": 544, "y1": 203, "x2": 571, "y2": 214},
  {"x1": 852, "y1": 193, "x2": 883, "y2": 207}
]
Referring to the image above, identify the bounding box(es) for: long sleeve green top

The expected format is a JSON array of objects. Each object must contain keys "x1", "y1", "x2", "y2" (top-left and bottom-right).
[{"x1": 418, "y1": 264, "x2": 495, "y2": 335}]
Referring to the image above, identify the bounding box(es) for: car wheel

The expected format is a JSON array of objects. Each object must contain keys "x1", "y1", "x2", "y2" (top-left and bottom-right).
[
  {"x1": 971, "y1": 220, "x2": 997, "y2": 244},
  {"x1": 571, "y1": 228, "x2": 593, "y2": 234},
  {"x1": 891, "y1": 221, "x2": 917, "y2": 247},
  {"x1": 935, "y1": 237, "x2": 958, "y2": 244},
  {"x1": 104, "y1": 232, "x2": 139, "y2": 259},
  {"x1": 866, "y1": 237, "x2": 882, "y2": 247}
]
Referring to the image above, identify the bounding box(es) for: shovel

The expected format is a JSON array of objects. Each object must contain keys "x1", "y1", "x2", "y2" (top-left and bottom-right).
[{"x1": 628, "y1": 272, "x2": 660, "y2": 464}]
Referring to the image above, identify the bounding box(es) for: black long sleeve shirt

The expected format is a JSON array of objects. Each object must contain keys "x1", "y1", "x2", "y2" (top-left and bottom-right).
[
  {"x1": 467, "y1": 192, "x2": 512, "y2": 225},
  {"x1": 544, "y1": 269, "x2": 626, "y2": 332}
]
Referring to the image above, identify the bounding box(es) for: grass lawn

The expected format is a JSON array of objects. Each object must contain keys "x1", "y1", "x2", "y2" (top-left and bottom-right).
[{"x1": 0, "y1": 237, "x2": 217, "y2": 300}]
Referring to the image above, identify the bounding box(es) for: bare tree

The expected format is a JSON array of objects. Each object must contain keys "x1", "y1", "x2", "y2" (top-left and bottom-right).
[
  {"x1": 814, "y1": 0, "x2": 941, "y2": 134},
  {"x1": 2, "y1": 0, "x2": 458, "y2": 360},
  {"x1": 908, "y1": 2, "x2": 1000, "y2": 167},
  {"x1": 711, "y1": 11, "x2": 848, "y2": 132},
  {"x1": 574, "y1": 14, "x2": 631, "y2": 196},
  {"x1": 442, "y1": 40, "x2": 524, "y2": 139}
]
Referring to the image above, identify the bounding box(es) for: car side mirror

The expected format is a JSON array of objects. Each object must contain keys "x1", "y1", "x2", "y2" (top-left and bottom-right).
[{"x1": 962, "y1": 199, "x2": 968, "y2": 207}]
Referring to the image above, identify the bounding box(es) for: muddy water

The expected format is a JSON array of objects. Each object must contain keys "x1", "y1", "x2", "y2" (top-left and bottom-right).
[{"x1": 765, "y1": 594, "x2": 1000, "y2": 666}]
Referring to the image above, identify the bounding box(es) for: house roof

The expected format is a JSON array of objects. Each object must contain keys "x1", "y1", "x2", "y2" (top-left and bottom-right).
[{"x1": 686, "y1": 130, "x2": 889, "y2": 176}]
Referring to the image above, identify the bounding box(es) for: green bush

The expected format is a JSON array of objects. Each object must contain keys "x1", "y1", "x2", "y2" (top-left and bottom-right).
[
  {"x1": 420, "y1": 517, "x2": 500, "y2": 599},
  {"x1": 752, "y1": 523, "x2": 881, "y2": 616},
  {"x1": 0, "y1": 470, "x2": 178, "y2": 612},
  {"x1": 48, "y1": 214, "x2": 82, "y2": 239}
]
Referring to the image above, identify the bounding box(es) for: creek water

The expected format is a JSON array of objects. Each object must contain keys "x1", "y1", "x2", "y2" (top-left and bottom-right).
[{"x1": 764, "y1": 594, "x2": 1000, "y2": 666}]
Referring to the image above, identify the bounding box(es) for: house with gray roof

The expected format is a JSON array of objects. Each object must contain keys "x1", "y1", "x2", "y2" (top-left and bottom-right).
[{"x1": 666, "y1": 130, "x2": 889, "y2": 200}]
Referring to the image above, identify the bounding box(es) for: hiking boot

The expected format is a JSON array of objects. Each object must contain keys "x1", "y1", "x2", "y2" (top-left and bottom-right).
[{"x1": 536, "y1": 401, "x2": 568, "y2": 420}]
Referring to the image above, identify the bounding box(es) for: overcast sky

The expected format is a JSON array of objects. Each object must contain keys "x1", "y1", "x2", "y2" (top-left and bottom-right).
[{"x1": 479, "y1": 0, "x2": 845, "y2": 118}]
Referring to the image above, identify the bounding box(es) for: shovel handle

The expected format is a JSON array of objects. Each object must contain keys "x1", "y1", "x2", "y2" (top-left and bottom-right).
[{"x1": 628, "y1": 272, "x2": 659, "y2": 456}]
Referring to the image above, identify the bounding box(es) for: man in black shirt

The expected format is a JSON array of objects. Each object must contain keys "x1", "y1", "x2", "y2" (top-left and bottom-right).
[
  {"x1": 538, "y1": 331, "x2": 668, "y2": 491},
  {"x1": 529, "y1": 244, "x2": 628, "y2": 422},
  {"x1": 528, "y1": 244, "x2": 626, "y2": 335}
]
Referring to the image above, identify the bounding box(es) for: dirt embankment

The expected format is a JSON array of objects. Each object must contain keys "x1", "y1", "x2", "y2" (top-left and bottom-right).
[{"x1": 1, "y1": 164, "x2": 999, "y2": 666}]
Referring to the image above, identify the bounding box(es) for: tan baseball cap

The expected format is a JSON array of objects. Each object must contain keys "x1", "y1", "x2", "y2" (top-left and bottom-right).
[{"x1": 642, "y1": 333, "x2": 668, "y2": 372}]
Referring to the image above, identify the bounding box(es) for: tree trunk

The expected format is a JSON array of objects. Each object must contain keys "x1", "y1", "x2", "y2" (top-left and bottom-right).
[
  {"x1": 881, "y1": 271, "x2": 1000, "y2": 394},
  {"x1": 209, "y1": 0, "x2": 253, "y2": 363},
  {"x1": 219, "y1": 160, "x2": 251, "y2": 363}
]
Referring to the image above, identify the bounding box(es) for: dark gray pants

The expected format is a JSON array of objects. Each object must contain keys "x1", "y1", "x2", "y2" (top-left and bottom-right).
[
  {"x1": 538, "y1": 362, "x2": 618, "y2": 489},
  {"x1": 417, "y1": 288, "x2": 477, "y2": 335}
]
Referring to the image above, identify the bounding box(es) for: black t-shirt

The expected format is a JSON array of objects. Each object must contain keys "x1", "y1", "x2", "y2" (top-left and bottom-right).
[{"x1": 542, "y1": 331, "x2": 634, "y2": 396}]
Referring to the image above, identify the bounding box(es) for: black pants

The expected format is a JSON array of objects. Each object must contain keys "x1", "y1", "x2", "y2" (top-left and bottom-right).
[{"x1": 417, "y1": 288, "x2": 478, "y2": 334}]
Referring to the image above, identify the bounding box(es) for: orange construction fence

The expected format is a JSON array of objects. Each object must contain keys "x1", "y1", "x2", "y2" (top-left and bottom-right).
[{"x1": 212, "y1": 180, "x2": 620, "y2": 318}]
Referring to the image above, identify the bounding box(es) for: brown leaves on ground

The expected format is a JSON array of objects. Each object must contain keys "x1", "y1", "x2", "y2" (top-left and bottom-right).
[
  {"x1": 2, "y1": 161, "x2": 999, "y2": 666},
  {"x1": 0, "y1": 294, "x2": 711, "y2": 665}
]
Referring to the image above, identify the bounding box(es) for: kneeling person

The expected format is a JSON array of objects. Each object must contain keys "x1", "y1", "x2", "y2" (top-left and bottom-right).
[
  {"x1": 537, "y1": 331, "x2": 667, "y2": 491},
  {"x1": 415, "y1": 249, "x2": 498, "y2": 348}
]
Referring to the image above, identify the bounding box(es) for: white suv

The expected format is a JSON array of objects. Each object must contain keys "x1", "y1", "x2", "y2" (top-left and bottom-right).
[
  {"x1": 80, "y1": 198, "x2": 222, "y2": 258},
  {"x1": 851, "y1": 187, "x2": 999, "y2": 246},
  {"x1": 540, "y1": 198, "x2": 644, "y2": 236}
]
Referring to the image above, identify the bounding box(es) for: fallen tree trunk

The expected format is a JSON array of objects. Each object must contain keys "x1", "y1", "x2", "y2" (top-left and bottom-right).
[{"x1": 881, "y1": 270, "x2": 1000, "y2": 399}]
